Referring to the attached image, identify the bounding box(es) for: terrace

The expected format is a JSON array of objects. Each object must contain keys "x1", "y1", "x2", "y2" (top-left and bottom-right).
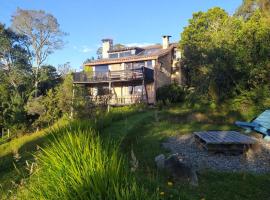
[{"x1": 73, "y1": 67, "x2": 154, "y2": 84}]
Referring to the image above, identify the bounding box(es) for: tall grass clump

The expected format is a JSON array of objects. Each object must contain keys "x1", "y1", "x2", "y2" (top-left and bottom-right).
[{"x1": 20, "y1": 127, "x2": 156, "y2": 200}]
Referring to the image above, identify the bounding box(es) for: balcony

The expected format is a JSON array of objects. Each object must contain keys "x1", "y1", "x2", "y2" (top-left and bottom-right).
[
  {"x1": 109, "y1": 95, "x2": 144, "y2": 106},
  {"x1": 73, "y1": 67, "x2": 153, "y2": 84}
]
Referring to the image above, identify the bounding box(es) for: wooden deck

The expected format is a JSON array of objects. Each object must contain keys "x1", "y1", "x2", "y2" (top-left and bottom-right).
[{"x1": 194, "y1": 131, "x2": 257, "y2": 154}]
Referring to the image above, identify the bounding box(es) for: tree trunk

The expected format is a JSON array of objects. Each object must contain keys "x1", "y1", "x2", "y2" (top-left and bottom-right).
[{"x1": 34, "y1": 59, "x2": 40, "y2": 98}]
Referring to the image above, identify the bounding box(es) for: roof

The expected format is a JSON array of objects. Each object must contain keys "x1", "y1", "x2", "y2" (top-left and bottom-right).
[{"x1": 84, "y1": 43, "x2": 178, "y2": 66}]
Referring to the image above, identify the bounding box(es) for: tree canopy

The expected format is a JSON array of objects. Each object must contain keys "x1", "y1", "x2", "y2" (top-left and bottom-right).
[
  {"x1": 180, "y1": 6, "x2": 270, "y2": 105},
  {"x1": 11, "y1": 8, "x2": 66, "y2": 97}
]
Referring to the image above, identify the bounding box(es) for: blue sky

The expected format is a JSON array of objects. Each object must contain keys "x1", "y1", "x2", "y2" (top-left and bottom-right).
[{"x1": 0, "y1": 0, "x2": 242, "y2": 70}]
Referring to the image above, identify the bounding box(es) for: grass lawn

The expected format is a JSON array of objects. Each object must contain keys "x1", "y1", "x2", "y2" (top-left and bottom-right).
[
  {"x1": 0, "y1": 104, "x2": 269, "y2": 199},
  {"x1": 101, "y1": 105, "x2": 270, "y2": 200},
  {"x1": 0, "y1": 119, "x2": 69, "y2": 199}
]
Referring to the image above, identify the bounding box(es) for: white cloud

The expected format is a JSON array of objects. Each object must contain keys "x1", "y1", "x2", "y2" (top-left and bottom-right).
[
  {"x1": 73, "y1": 45, "x2": 93, "y2": 53},
  {"x1": 81, "y1": 46, "x2": 93, "y2": 53}
]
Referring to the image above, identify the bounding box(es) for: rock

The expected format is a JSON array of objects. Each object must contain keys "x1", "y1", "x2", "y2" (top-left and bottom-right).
[
  {"x1": 155, "y1": 153, "x2": 198, "y2": 186},
  {"x1": 155, "y1": 154, "x2": 165, "y2": 169},
  {"x1": 164, "y1": 154, "x2": 198, "y2": 186}
]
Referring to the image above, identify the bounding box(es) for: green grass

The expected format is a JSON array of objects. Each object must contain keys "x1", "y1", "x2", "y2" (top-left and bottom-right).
[
  {"x1": 0, "y1": 105, "x2": 144, "y2": 199},
  {"x1": 16, "y1": 123, "x2": 156, "y2": 200},
  {"x1": 0, "y1": 104, "x2": 270, "y2": 199},
  {"x1": 100, "y1": 105, "x2": 270, "y2": 200}
]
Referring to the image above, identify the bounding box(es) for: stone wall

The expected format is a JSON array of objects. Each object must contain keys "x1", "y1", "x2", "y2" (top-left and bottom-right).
[{"x1": 155, "y1": 51, "x2": 173, "y2": 89}]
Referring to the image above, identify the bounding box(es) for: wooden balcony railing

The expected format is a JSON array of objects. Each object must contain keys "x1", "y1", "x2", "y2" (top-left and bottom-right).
[
  {"x1": 73, "y1": 67, "x2": 153, "y2": 83},
  {"x1": 109, "y1": 95, "x2": 144, "y2": 105},
  {"x1": 87, "y1": 95, "x2": 145, "y2": 106}
]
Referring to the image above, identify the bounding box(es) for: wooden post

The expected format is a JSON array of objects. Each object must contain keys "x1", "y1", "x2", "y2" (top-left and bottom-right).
[{"x1": 142, "y1": 67, "x2": 149, "y2": 104}]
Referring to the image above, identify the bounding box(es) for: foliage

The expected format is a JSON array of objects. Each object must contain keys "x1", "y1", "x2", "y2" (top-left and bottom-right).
[
  {"x1": 180, "y1": 7, "x2": 270, "y2": 103},
  {"x1": 11, "y1": 8, "x2": 66, "y2": 97},
  {"x1": 1, "y1": 105, "x2": 270, "y2": 199},
  {"x1": 156, "y1": 83, "x2": 186, "y2": 104},
  {"x1": 0, "y1": 10, "x2": 67, "y2": 133},
  {"x1": 38, "y1": 65, "x2": 61, "y2": 95},
  {"x1": 20, "y1": 128, "x2": 154, "y2": 200},
  {"x1": 56, "y1": 74, "x2": 74, "y2": 116},
  {"x1": 1, "y1": 91, "x2": 28, "y2": 132},
  {"x1": 236, "y1": 0, "x2": 270, "y2": 19},
  {"x1": 26, "y1": 89, "x2": 61, "y2": 128}
]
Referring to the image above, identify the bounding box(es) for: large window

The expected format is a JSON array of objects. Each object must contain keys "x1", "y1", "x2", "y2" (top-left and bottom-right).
[
  {"x1": 124, "y1": 61, "x2": 153, "y2": 70},
  {"x1": 109, "y1": 53, "x2": 118, "y2": 59},
  {"x1": 119, "y1": 51, "x2": 132, "y2": 57},
  {"x1": 95, "y1": 65, "x2": 108, "y2": 72}
]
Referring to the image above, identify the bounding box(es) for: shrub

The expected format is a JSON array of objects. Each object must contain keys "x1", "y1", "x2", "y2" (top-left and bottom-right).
[
  {"x1": 231, "y1": 86, "x2": 270, "y2": 119},
  {"x1": 156, "y1": 83, "x2": 185, "y2": 104},
  {"x1": 20, "y1": 126, "x2": 155, "y2": 200}
]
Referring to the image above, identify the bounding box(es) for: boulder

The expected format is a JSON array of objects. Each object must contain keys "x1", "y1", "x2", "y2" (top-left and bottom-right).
[
  {"x1": 155, "y1": 153, "x2": 198, "y2": 186},
  {"x1": 154, "y1": 154, "x2": 165, "y2": 169}
]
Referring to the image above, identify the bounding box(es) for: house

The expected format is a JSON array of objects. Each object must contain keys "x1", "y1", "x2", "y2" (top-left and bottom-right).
[{"x1": 73, "y1": 35, "x2": 183, "y2": 105}]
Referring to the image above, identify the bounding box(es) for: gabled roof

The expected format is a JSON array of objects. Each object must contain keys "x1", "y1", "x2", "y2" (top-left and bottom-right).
[{"x1": 84, "y1": 43, "x2": 178, "y2": 66}]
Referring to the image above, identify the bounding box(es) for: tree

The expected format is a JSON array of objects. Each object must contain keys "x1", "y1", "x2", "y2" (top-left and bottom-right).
[
  {"x1": 57, "y1": 62, "x2": 72, "y2": 77},
  {"x1": 236, "y1": 0, "x2": 270, "y2": 19},
  {"x1": 2, "y1": 91, "x2": 27, "y2": 132},
  {"x1": 11, "y1": 8, "x2": 66, "y2": 97},
  {"x1": 0, "y1": 23, "x2": 32, "y2": 132},
  {"x1": 0, "y1": 23, "x2": 32, "y2": 91},
  {"x1": 38, "y1": 65, "x2": 61, "y2": 95},
  {"x1": 180, "y1": 8, "x2": 239, "y2": 101},
  {"x1": 180, "y1": 6, "x2": 270, "y2": 104},
  {"x1": 26, "y1": 89, "x2": 60, "y2": 127},
  {"x1": 56, "y1": 74, "x2": 74, "y2": 116}
]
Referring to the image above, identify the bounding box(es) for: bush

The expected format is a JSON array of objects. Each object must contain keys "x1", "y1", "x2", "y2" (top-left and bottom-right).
[
  {"x1": 231, "y1": 86, "x2": 270, "y2": 119},
  {"x1": 20, "y1": 125, "x2": 155, "y2": 200},
  {"x1": 156, "y1": 83, "x2": 186, "y2": 104}
]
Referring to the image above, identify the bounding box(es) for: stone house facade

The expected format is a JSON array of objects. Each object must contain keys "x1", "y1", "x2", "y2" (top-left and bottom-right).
[{"x1": 73, "y1": 35, "x2": 183, "y2": 105}]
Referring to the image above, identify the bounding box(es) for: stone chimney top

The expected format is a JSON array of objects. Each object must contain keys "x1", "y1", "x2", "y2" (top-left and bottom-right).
[
  {"x1": 162, "y1": 35, "x2": 171, "y2": 49},
  {"x1": 102, "y1": 39, "x2": 113, "y2": 59}
]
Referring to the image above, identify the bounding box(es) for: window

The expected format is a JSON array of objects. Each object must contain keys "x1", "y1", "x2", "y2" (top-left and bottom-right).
[
  {"x1": 119, "y1": 51, "x2": 132, "y2": 57},
  {"x1": 173, "y1": 48, "x2": 181, "y2": 60},
  {"x1": 128, "y1": 85, "x2": 143, "y2": 95},
  {"x1": 109, "y1": 53, "x2": 118, "y2": 58},
  {"x1": 95, "y1": 65, "x2": 108, "y2": 72},
  {"x1": 133, "y1": 62, "x2": 144, "y2": 69},
  {"x1": 146, "y1": 60, "x2": 152, "y2": 68}
]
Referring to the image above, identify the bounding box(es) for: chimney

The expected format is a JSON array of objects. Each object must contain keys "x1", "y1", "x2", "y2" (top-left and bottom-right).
[
  {"x1": 102, "y1": 39, "x2": 113, "y2": 59},
  {"x1": 162, "y1": 35, "x2": 171, "y2": 49}
]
